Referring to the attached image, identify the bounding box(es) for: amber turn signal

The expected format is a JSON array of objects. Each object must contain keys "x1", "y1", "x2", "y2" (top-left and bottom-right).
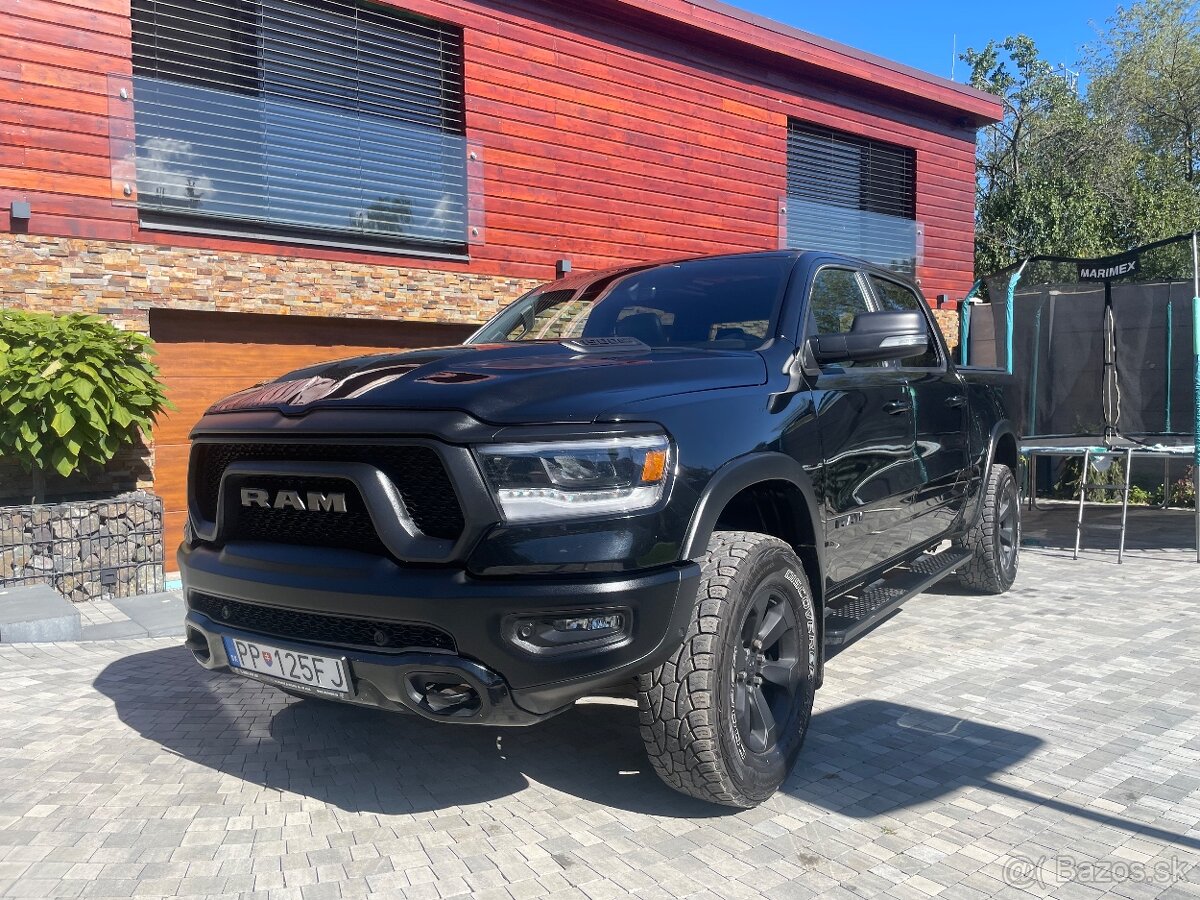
[{"x1": 640, "y1": 448, "x2": 668, "y2": 483}]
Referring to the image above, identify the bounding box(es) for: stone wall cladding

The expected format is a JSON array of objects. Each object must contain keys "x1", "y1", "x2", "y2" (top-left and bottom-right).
[
  {"x1": 932, "y1": 308, "x2": 960, "y2": 351},
  {"x1": 0, "y1": 492, "x2": 164, "y2": 602},
  {"x1": 0, "y1": 234, "x2": 541, "y2": 333}
]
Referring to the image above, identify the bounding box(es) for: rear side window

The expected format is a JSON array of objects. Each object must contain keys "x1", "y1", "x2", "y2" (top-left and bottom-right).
[{"x1": 868, "y1": 275, "x2": 940, "y2": 368}]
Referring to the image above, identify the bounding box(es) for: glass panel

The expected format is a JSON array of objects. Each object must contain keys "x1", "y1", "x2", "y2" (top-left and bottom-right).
[
  {"x1": 130, "y1": 0, "x2": 466, "y2": 247},
  {"x1": 785, "y1": 199, "x2": 920, "y2": 274},
  {"x1": 786, "y1": 119, "x2": 919, "y2": 273},
  {"x1": 132, "y1": 77, "x2": 267, "y2": 221}
]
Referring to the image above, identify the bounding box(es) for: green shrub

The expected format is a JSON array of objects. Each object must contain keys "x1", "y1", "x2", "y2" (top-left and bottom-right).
[
  {"x1": 1128, "y1": 484, "x2": 1152, "y2": 505},
  {"x1": 0, "y1": 311, "x2": 171, "y2": 500},
  {"x1": 1167, "y1": 466, "x2": 1196, "y2": 509}
]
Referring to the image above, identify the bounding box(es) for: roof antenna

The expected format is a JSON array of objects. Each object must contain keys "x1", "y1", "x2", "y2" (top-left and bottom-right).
[{"x1": 951, "y1": 33, "x2": 957, "y2": 81}]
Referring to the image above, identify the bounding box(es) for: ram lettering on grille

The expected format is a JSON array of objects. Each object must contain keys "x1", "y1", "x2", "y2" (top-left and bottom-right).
[{"x1": 240, "y1": 488, "x2": 348, "y2": 513}]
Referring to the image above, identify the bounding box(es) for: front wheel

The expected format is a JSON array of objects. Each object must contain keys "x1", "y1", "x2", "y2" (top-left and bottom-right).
[
  {"x1": 958, "y1": 463, "x2": 1020, "y2": 593},
  {"x1": 636, "y1": 531, "x2": 818, "y2": 807}
]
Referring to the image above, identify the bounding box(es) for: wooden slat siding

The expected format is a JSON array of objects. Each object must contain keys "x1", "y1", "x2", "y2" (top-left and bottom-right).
[
  {"x1": 6, "y1": 125, "x2": 111, "y2": 159},
  {"x1": 0, "y1": 39, "x2": 125, "y2": 80},
  {"x1": 0, "y1": 191, "x2": 134, "y2": 224},
  {"x1": 1, "y1": 0, "x2": 990, "y2": 297},
  {"x1": 6, "y1": 8, "x2": 130, "y2": 57},
  {"x1": 10, "y1": 0, "x2": 130, "y2": 39},
  {"x1": 0, "y1": 79, "x2": 110, "y2": 118}
]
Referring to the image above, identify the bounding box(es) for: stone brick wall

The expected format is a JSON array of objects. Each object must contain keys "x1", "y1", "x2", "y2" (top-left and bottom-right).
[
  {"x1": 0, "y1": 492, "x2": 163, "y2": 602},
  {"x1": 0, "y1": 234, "x2": 541, "y2": 333},
  {"x1": 932, "y1": 308, "x2": 960, "y2": 352}
]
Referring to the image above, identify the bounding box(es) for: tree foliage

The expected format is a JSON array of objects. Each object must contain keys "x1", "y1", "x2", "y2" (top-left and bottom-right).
[
  {"x1": 0, "y1": 312, "x2": 171, "y2": 495},
  {"x1": 964, "y1": 2, "x2": 1200, "y2": 276}
]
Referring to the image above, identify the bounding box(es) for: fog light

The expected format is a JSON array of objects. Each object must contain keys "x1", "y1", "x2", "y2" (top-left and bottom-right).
[
  {"x1": 507, "y1": 609, "x2": 631, "y2": 654},
  {"x1": 553, "y1": 614, "x2": 624, "y2": 633}
]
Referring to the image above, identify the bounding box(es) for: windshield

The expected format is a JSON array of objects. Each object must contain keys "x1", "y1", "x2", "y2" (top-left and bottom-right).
[{"x1": 469, "y1": 255, "x2": 794, "y2": 350}]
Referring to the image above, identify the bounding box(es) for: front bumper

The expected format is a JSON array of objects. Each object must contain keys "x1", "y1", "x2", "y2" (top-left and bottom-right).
[{"x1": 179, "y1": 542, "x2": 701, "y2": 724}]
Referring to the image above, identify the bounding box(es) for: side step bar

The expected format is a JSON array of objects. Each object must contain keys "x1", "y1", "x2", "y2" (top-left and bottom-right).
[{"x1": 824, "y1": 548, "x2": 972, "y2": 647}]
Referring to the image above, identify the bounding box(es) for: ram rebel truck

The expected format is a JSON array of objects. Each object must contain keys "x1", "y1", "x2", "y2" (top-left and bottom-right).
[{"x1": 179, "y1": 250, "x2": 1019, "y2": 807}]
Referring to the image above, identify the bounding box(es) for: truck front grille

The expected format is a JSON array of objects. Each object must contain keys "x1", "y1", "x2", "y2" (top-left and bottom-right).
[
  {"x1": 227, "y1": 475, "x2": 389, "y2": 556},
  {"x1": 192, "y1": 442, "x2": 465, "y2": 542},
  {"x1": 189, "y1": 592, "x2": 457, "y2": 654}
]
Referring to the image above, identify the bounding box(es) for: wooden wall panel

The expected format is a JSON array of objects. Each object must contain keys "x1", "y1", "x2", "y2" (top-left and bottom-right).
[{"x1": 0, "y1": 0, "x2": 995, "y2": 299}]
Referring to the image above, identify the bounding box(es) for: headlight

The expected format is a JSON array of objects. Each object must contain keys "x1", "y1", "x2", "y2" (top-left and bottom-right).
[{"x1": 477, "y1": 435, "x2": 671, "y2": 522}]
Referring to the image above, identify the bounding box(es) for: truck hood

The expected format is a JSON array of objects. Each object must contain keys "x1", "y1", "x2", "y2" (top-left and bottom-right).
[{"x1": 205, "y1": 342, "x2": 769, "y2": 425}]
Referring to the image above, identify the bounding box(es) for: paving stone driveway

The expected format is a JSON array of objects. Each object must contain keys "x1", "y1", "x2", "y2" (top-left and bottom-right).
[{"x1": 2, "y1": 524, "x2": 1200, "y2": 899}]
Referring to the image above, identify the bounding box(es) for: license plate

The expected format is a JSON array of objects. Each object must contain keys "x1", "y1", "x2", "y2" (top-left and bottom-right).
[{"x1": 222, "y1": 636, "x2": 350, "y2": 695}]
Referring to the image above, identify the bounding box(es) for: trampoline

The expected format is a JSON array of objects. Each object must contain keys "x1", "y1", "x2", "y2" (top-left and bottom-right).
[{"x1": 962, "y1": 233, "x2": 1200, "y2": 562}]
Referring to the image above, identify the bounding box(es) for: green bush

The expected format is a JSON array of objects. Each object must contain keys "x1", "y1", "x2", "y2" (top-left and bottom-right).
[
  {"x1": 1167, "y1": 466, "x2": 1197, "y2": 509},
  {"x1": 0, "y1": 311, "x2": 171, "y2": 499},
  {"x1": 1128, "y1": 484, "x2": 1152, "y2": 505}
]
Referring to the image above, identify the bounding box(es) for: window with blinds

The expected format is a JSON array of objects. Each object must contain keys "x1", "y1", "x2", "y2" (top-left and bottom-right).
[
  {"x1": 131, "y1": 0, "x2": 466, "y2": 251},
  {"x1": 785, "y1": 121, "x2": 918, "y2": 273}
]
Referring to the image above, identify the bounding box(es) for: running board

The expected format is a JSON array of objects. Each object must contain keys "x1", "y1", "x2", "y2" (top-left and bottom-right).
[{"x1": 824, "y1": 548, "x2": 972, "y2": 647}]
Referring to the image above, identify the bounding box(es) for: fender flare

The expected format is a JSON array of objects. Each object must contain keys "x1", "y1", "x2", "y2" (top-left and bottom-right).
[
  {"x1": 680, "y1": 452, "x2": 825, "y2": 578},
  {"x1": 965, "y1": 419, "x2": 1019, "y2": 529}
]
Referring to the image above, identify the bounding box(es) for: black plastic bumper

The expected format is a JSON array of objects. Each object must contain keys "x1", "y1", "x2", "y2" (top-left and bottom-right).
[{"x1": 178, "y1": 542, "x2": 701, "y2": 723}]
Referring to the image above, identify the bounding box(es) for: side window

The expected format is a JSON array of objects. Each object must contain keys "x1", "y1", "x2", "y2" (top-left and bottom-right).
[
  {"x1": 807, "y1": 268, "x2": 880, "y2": 369},
  {"x1": 868, "y1": 275, "x2": 940, "y2": 368}
]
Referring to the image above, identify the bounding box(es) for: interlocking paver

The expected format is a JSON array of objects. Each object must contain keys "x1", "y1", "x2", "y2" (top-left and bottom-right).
[{"x1": 4, "y1": 532, "x2": 1200, "y2": 898}]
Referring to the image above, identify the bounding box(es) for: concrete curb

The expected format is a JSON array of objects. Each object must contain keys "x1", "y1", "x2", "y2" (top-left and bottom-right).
[{"x1": 0, "y1": 584, "x2": 82, "y2": 642}]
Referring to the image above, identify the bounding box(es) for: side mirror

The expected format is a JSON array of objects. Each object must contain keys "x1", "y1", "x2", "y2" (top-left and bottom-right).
[{"x1": 809, "y1": 310, "x2": 928, "y2": 365}]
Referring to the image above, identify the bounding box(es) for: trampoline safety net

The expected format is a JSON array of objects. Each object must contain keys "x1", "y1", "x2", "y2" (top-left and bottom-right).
[{"x1": 965, "y1": 234, "x2": 1199, "y2": 442}]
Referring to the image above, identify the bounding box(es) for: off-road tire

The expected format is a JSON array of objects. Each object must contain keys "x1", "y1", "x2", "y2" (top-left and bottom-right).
[
  {"x1": 636, "y1": 531, "x2": 818, "y2": 807},
  {"x1": 958, "y1": 463, "x2": 1020, "y2": 594}
]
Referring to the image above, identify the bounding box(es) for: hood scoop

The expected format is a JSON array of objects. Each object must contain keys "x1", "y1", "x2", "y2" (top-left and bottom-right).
[{"x1": 560, "y1": 336, "x2": 649, "y2": 354}]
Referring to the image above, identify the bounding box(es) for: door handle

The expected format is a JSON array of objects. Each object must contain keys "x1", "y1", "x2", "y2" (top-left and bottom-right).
[
  {"x1": 946, "y1": 394, "x2": 967, "y2": 408},
  {"x1": 882, "y1": 399, "x2": 912, "y2": 415}
]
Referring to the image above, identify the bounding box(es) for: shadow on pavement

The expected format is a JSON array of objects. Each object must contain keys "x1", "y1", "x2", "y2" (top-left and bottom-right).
[
  {"x1": 790, "y1": 699, "x2": 1043, "y2": 816},
  {"x1": 793, "y1": 699, "x2": 1200, "y2": 851},
  {"x1": 94, "y1": 645, "x2": 721, "y2": 817},
  {"x1": 95, "y1": 645, "x2": 1058, "y2": 822},
  {"x1": 96, "y1": 645, "x2": 1200, "y2": 847}
]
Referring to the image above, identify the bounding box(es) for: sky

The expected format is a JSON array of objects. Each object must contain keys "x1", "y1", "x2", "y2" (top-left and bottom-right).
[{"x1": 735, "y1": 0, "x2": 1119, "y2": 84}]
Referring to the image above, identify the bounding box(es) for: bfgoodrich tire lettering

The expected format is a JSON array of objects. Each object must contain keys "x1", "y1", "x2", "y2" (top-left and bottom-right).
[
  {"x1": 636, "y1": 531, "x2": 817, "y2": 807},
  {"x1": 958, "y1": 463, "x2": 1020, "y2": 594}
]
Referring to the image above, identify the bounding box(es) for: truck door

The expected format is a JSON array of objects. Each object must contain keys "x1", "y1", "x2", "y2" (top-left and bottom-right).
[
  {"x1": 801, "y1": 266, "x2": 920, "y2": 584},
  {"x1": 865, "y1": 273, "x2": 971, "y2": 546}
]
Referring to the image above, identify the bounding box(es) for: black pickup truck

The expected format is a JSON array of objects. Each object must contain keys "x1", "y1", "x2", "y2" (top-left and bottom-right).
[{"x1": 179, "y1": 250, "x2": 1019, "y2": 807}]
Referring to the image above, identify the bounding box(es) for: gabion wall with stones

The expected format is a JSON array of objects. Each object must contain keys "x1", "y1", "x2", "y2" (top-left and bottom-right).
[{"x1": 0, "y1": 492, "x2": 164, "y2": 603}]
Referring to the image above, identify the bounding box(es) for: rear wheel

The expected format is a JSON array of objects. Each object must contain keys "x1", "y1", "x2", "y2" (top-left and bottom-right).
[
  {"x1": 636, "y1": 531, "x2": 818, "y2": 807},
  {"x1": 958, "y1": 463, "x2": 1020, "y2": 593}
]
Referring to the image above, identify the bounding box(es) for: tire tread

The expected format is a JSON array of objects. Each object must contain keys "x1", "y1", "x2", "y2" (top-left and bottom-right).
[
  {"x1": 636, "y1": 531, "x2": 797, "y2": 807},
  {"x1": 958, "y1": 464, "x2": 1018, "y2": 594}
]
